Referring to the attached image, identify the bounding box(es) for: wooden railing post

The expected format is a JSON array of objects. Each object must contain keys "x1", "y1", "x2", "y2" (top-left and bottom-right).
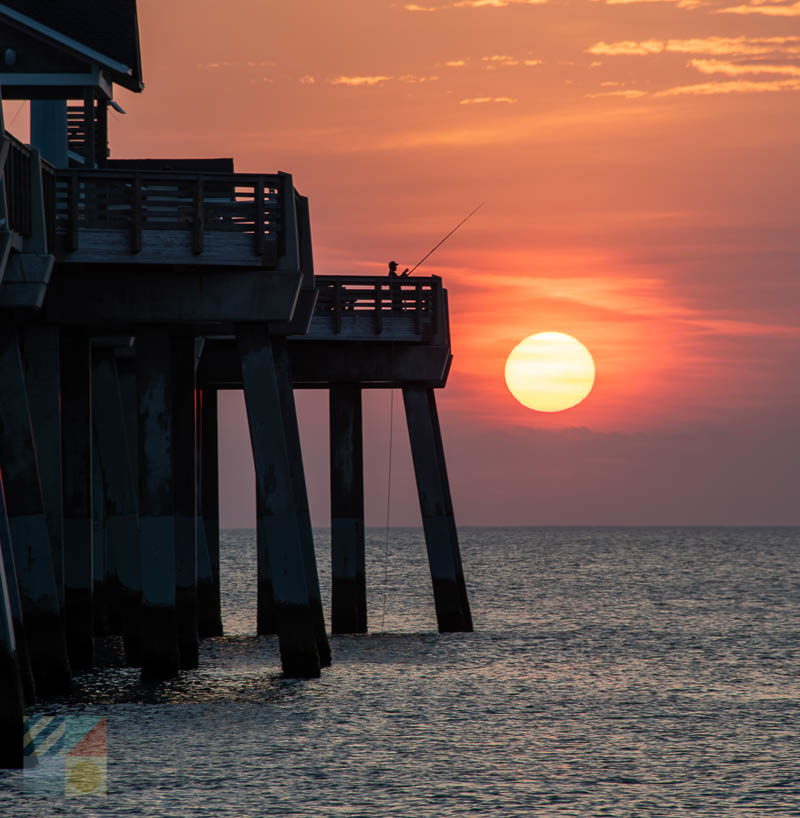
[
  {"x1": 373, "y1": 283, "x2": 383, "y2": 335},
  {"x1": 333, "y1": 281, "x2": 342, "y2": 335},
  {"x1": 68, "y1": 170, "x2": 79, "y2": 252},
  {"x1": 254, "y1": 175, "x2": 265, "y2": 257},
  {"x1": 192, "y1": 177, "x2": 204, "y2": 255},
  {"x1": 129, "y1": 174, "x2": 142, "y2": 254}
]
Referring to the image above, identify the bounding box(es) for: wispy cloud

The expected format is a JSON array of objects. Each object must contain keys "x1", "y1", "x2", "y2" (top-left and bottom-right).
[
  {"x1": 298, "y1": 75, "x2": 316, "y2": 85},
  {"x1": 601, "y1": 0, "x2": 702, "y2": 7},
  {"x1": 689, "y1": 58, "x2": 800, "y2": 76},
  {"x1": 587, "y1": 89, "x2": 648, "y2": 97},
  {"x1": 719, "y1": 0, "x2": 800, "y2": 13},
  {"x1": 459, "y1": 96, "x2": 519, "y2": 103},
  {"x1": 405, "y1": 0, "x2": 546, "y2": 9},
  {"x1": 329, "y1": 75, "x2": 393, "y2": 86},
  {"x1": 657, "y1": 78, "x2": 800, "y2": 94},
  {"x1": 587, "y1": 36, "x2": 800, "y2": 57}
]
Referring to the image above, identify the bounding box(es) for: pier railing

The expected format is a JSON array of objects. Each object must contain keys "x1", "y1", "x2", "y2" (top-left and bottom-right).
[
  {"x1": 53, "y1": 169, "x2": 298, "y2": 267},
  {"x1": 2, "y1": 133, "x2": 35, "y2": 237},
  {"x1": 306, "y1": 275, "x2": 445, "y2": 341}
]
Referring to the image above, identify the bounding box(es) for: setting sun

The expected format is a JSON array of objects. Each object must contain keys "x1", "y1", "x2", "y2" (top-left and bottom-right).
[{"x1": 504, "y1": 332, "x2": 596, "y2": 413}]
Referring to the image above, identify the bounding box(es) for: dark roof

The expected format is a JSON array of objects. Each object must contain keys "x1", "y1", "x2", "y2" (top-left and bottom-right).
[{"x1": 0, "y1": 0, "x2": 143, "y2": 91}]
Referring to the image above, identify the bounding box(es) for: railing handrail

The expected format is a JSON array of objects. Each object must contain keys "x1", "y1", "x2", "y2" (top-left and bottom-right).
[
  {"x1": 54, "y1": 168, "x2": 285, "y2": 186},
  {"x1": 312, "y1": 274, "x2": 444, "y2": 338},
  {"x1": 53, "y1": 167, "x2": 293, "y2": 263},
  {"x1": 315, "y1": 274, "x2": 441, "y2": 286}
]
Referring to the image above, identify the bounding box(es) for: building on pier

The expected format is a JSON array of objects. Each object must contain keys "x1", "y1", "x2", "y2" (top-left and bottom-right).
[{"x1": 0, "y1": 0, "x2": 472, "y2": 768}]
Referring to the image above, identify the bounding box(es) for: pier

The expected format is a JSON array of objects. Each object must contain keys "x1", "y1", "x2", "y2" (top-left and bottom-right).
[{"x1": 0, "y1": 0, "x2": 471, "y2": 768}]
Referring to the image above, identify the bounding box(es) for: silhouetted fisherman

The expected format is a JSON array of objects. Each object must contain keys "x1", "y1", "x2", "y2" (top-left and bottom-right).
[{"x1": 387, "y1": 261, "x2": 409, "y2": 311}]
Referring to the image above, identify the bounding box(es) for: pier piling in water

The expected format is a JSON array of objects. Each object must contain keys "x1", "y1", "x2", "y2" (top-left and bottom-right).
[
  {"x1": 173, "y1": 336, "x2": 200, "y2": 670},
  {"x1": 0, "y1": 532, "x2": 25, "y2": 769},
  {"x1": 0, "y1": 473, "x2": 36, "y2": 704},
  {"x1": 60, "y1": 329, "x2": 95, "y2": 668},
  {"x1": 330, "y1": 383, "x2": 367, "y2": 634},
  {"x1": 273, "y1": 337, "x2": 331, "y2": 665},
  {"x1": 198, "y1": 387, "x2": 223, "y2": 638},
  {"x1": 136, "y1": 327, "x2": 180, "y2": 681},
  {"x1": 92, "y1": 348, "x2": 142, "y2": 664},
  {"x1": 0, "y1": 324, "x2": 71, "y2": 695},
  {"x1": 238, "y1": 324, "x2": 321, "y2": 679},
  {"x1": 403, "y1": 387, "x2": 473, "y2": 633}
]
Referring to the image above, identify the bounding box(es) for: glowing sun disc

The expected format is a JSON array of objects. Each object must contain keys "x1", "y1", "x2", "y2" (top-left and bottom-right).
[{"x1": 505, "y1": 332, "x2": 595, "y2": 412}]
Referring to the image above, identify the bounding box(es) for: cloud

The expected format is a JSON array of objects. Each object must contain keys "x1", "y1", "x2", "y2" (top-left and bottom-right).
[
  {"x1": 298, "y1": 75, "x2": 316, "y2": 85},
  {"x1": 587, "y1": 36, "x2": 800, "y2": 57},
  {"x1": 587, "y1": 89, "x2": 648, "y2": 97},
  {"x1": 689, "y1": 58, "x2": 800, "y2": 76},
  {"x1": 587, "y1": 40, "x2": 665, "y2": 55},
  {"x1": 602, "y1": 0, "x2": 702, "y2": 7},
  {"x1": 459, "y1": 96, "x2": 519, "y2": 103},
  {"x1": 444, "y1": 60, "x2": 467, "y2": 66},
  {"x1": 405, "y1": 0, "x2": 546, "y2": 9},
  {"x1": 329, "y1": 75, "x2": 393, "y2": 86},
  {"x1": 657, "y1": 78, "x2": 800, "y2": 94},
  {"x1": 719, "y1": 0, "x2": 800, "y2": 13}
]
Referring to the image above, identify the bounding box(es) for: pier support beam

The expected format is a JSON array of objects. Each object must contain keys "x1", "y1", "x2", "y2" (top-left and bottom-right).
[
  {"x1": 20, "y1": 326, "x2": 64, "y2": 607},
  {"x1": 329, "y1": 383, "x2": 366, "y2": 634},
  {"x1": 403, "y1": 387, "x2": 472, "y2": 633},
  {"x1": 136, "y1": 328, "x2": 180, "y2": 680},
  {"x1": 91, "y1": 446, "x2": 109, "y2": 636},
  {"x1": 92, "y1": 350, "x2": 141, "y2": 665},
  {"x1": 273, "y1": 338, "x2": 330, "y2": 665},
  {"x1": 0, "y1": 324, "x2": 71, "y2": 694},
  {"x1": 60, "y1": 329, "x2": 94, "y2": 669},
  {"x1": 0, "y1": 473, "x2": 35, "y2": 704},
  {"x1": 0, "y1": 532, "x2": 25, "y2": 769},
  {"x1": 198, "y1": 388, "x2": 223, "y2": 638},
  {"x1": 237, "y1": 324, "x2": 320, "y2": 679},
  {"x1": 173, "y1": 337, "x2": 199, "y2": 669}
]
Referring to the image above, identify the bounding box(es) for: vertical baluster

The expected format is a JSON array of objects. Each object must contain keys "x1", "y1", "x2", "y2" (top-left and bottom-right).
[
  {"x1": 334, "y1": 281, "x2": 342, "y2": 335},
  {"x1": 192, "y1": 177, "x2": 204, "y2": 255},
  {"x1": 68, "y1": 171, "x2": 79, "y2": 252},
  {"x1": 130, "y1": 174, "x2": 142, "y2": 254},
  {"x1": 374, "y1": 283, "x2": 383, "y2": 335},
  {"x1": 254, "y1": 176, "x2": 265, "y2": 257}
]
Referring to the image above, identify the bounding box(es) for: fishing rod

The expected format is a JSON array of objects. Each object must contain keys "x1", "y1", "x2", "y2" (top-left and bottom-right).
[{"x1": 404, "y1": 201, "x2": 485, "y2": 275}]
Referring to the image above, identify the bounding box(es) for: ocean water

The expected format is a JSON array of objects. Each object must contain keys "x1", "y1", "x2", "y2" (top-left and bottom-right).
[{"x1": 1, "y1": 527, "x2": 799, "y2": 816}]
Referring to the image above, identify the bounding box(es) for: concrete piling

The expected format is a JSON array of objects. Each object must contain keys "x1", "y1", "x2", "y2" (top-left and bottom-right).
[
  {"x1": 60, "y1": 329, "x2": 95, "y2": 669},
  {"x1": 0, "y1": 532, "x2": 25, "y2": 769},
  {"x1": 403, "y1": 386, "x2": 473, "y2": 633},
  {"x1": 91, "y1": 444, "x2": 109, "y2": 636},
  {"x1": 237, "y1": 324, "x2": 320, "y2": 679},
  {"x1": 197, "y1": 388, "x2": 223, "y2": 638},
  {"x1": 0, "y1": 472, "x2": 36, "y2": 704},
  {"x1": 92, "y1": 349, "x2": 142, "y2": 665},
  {"x1": 0, "y1": 324, "x2": 71, "y2": 694},
  {"x1": 20, "y1": 326, "x2": 64, "y2": 607},
  {"x1": 136, "y1": 327, "x2": 180, "y2": 680},
  {"x1": 173, "y1": 336, "x2": 199, "y2": 669},
  {"x1": 329, "y1": 383, "x2": 367, "y2": 634},
  {"x1": 273, "y1": 337, "x2": 330, "y2": 665}
]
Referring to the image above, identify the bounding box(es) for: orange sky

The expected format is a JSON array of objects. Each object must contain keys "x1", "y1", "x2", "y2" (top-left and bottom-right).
[{"x1": 14, "y1": 0, "x2": 799, "y2": 524}]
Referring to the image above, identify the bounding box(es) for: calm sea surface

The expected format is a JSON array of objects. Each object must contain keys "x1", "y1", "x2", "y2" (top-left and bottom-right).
[{"x1": 1, "y1": 527, "x2": 799, "y2": 816}]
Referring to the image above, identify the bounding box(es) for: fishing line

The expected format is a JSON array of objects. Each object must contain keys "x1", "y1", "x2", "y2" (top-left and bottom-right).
[
  {"x1": 406, "y1": 201, "x2": 485, "y2": 275},
  {"x1": 380, "y1": 387, "x2": 395, "y2": 633}
]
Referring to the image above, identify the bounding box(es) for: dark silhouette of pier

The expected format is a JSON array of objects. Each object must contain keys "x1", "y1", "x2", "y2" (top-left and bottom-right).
[{"x1": 0, "y1": 0, "x2": 472, "y2": 769}]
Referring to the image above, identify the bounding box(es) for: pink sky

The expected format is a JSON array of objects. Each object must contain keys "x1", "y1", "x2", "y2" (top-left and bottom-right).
[{"x1": 13, "y1": 0, "x2": 799, "y2": 524}]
